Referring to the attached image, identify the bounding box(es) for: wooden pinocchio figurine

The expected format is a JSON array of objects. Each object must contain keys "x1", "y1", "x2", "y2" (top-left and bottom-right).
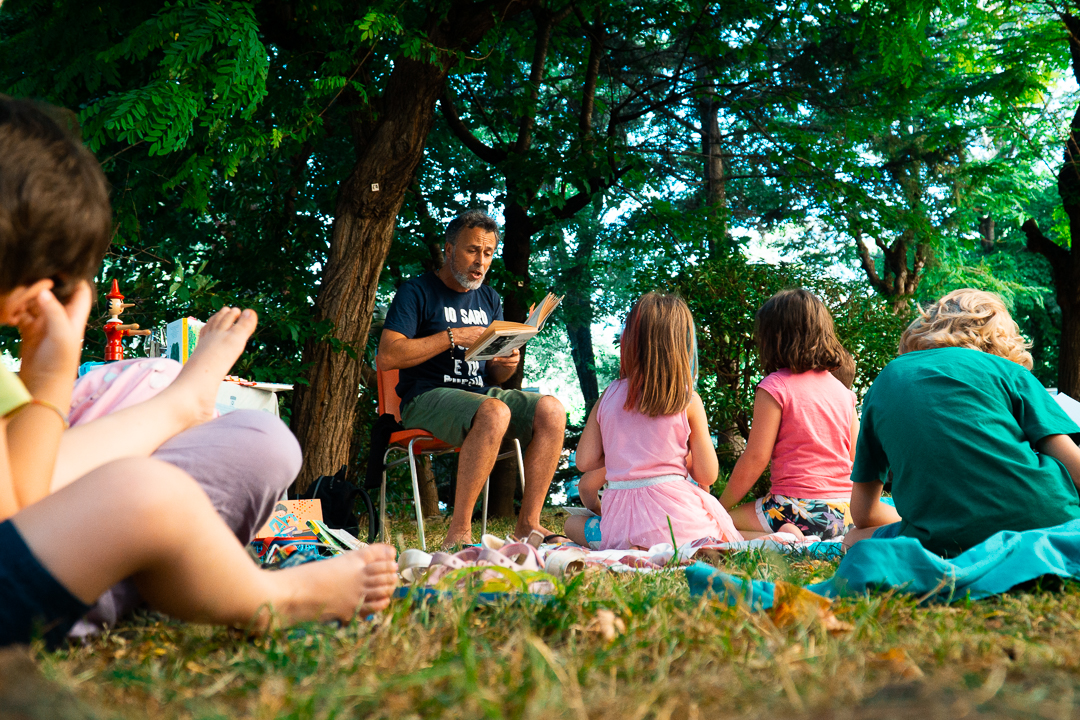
[{"x1": 104, "y1": 279, "x2": 150, "y2": 361}]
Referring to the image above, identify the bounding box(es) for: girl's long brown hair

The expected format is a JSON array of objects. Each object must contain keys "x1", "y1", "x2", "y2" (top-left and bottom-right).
[
  {"x1": 755, "y1": 289, "x2": 846, "y2": 374},
  {"x1": 620, "y1": 292, "x2": 698, "y2": 417}
]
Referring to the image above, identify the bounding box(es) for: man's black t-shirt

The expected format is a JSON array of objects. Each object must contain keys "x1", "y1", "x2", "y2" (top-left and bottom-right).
[{"x1": 382, "y1": 272, "x2": 503, "y2": 406}]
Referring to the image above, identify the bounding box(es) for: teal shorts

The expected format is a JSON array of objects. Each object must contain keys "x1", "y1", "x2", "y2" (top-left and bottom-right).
[
  {"x1": 400, "y1": 387, "x2": 543, "y2": 448},
  {"x1": 583, "y1": 516, "x2": 602, "y2": 550}
]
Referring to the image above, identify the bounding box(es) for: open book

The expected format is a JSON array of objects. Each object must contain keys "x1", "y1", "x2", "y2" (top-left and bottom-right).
[
  {"x1": 1051, "y1": 390, "x2": 1080, "y2": 442},
  {"x1": 464, "y1": 292, "x2": 564, "y2": 362}
]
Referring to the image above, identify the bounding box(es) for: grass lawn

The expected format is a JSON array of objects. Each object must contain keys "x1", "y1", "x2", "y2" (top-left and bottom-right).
[{"x1": 15, "y1": 508, "x2": 1080, "y2": 719}]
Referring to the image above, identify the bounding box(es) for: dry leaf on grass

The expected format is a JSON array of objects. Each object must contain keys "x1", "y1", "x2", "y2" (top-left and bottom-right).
[{"x1": 770, "y1": 581, "x2": 853, "y2": 634}]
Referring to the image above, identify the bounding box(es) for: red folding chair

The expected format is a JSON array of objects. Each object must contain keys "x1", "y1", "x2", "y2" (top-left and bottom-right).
[{"x1": 376, "y1": 360, "x2": 525, "y2": 550}]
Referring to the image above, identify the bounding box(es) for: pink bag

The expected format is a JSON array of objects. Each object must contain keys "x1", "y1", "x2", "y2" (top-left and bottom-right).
[{"x1": 69, "y1": 358, "x2": 183, "y2": 426}]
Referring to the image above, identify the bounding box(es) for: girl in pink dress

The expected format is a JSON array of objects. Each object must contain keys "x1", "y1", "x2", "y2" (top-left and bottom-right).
[
  {"x1": 719, "y1": 288, "x2": 860, "y2": 540},
  {"x1": 563, "y1": 293, "x2": 743, "y2": 550}
]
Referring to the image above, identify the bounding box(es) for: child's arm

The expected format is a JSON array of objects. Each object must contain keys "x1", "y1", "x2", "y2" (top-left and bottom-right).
[
  {"x1": 575, "y1": 397, "x2": 604, "y2": 473},
  {"x1": 1038, "y1": 434, "x2": 1080, "y2": 490},
  {"x1": 719, "y1": 388, "x2": 781, "y2": 509},
  {"x1": 686, "y1": 392, "x2": 719, "y2": 488},
  {"x1": 849, "y1": 479, "x2": 902, "y2": 528},
  {"x1": 7, "y1": 284, "x2": 90, "y2": 507},
  {"x1": 576, "y1": 467, "x2": 606, "y2": 514},
  {"x1": 850, "y1": 405, "x2": 860, "y2": 462}
]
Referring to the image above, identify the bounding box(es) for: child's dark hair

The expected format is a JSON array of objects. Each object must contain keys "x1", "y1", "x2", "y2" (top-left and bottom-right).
[
  {"x1": 755, "y1": 288, "x2": 847, "y2": 374},
  {"x1": 830, "y1": 348, "x2": 856, "y2": 389},
  {"x1": 0, "y1": 97, "x2": 111, "y2": 301}
]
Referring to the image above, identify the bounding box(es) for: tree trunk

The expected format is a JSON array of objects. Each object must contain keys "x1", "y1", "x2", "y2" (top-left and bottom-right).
[
  {"x1": 417, "y1": 455, "x2": 441, "y2": 519},
  {"x1": 1024, "y1": 12, "x2": 1080, "y2": 398},
  {"x1": 697, "y1": 72, "x2": 727, "y2": 257},
  {"x1": 291, "y1": 1, "x2": 537, "y2": 492},
  {"x1": 561, "y1": 204, "x2": 601, "y2": 416},
  {"x1": 486, "y1": 197, "x2": 536, "y2": 516}
]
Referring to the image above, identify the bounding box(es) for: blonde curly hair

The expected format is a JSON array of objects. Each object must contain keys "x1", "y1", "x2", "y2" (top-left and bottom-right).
[{"x1": 899, "y1": 289, "x2": 1033, "y2": 369}]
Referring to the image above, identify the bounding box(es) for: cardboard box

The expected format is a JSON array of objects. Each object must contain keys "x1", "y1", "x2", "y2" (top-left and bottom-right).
[{"x1": 165, "y1": 317, "x2": 204, "y2": 364}]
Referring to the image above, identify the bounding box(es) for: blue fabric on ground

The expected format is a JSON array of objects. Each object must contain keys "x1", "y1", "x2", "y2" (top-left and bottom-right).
[
  {"x1": 684, "y1": 562, "x2": 775, "y2": 610},
  {"x1": 809, "y1": 518, "x2": 1080, "y2": 602},
  {"x1": 687, "y1": 518, "x2": 1080, "y2": 605}
]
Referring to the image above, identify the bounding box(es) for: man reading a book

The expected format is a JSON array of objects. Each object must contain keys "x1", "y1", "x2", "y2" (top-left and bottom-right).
[{"x1": 378, "y1": 211, "x2": 566, "y2": 547}]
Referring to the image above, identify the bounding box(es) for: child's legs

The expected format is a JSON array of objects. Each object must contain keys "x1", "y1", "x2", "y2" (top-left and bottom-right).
[
  {"x1": 151, "y1": 410, "x2": 300, "y2": 542},
  {"x1": 15, "y1": 458, "x2": 397, "y2": 627},
  {"x1": 729, "y1": 502, "x2": 769, "y2": 533},
  {"x1": 76, "y1": 411, "x2": 301, "y2": 632},
  {"x1": 563, "y1": 515, "x2": 601, "y2": 549},
  {"x1": 564, "y1": 515, "x2": 588, "y2": 545},
  {"x1": 18, "y1": 458, "x2": 286, "y2": 623}
]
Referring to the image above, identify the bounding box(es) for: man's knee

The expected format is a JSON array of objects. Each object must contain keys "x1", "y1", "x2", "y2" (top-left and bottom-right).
[
  {"x1": 471, "y1": 398, "x2": 512, "y2": 435},
  {"x1": 533, "y1": 395, "x2": 566, "y2": 433}
]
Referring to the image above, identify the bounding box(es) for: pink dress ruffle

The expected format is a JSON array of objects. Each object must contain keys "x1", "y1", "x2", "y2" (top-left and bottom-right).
[{"x1": 598, "y1": 479, "x2": 743, "y2": 550}]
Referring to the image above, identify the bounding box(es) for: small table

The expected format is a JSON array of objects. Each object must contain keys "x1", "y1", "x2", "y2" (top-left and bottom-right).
[{"x1": 215, "y1": 381, "x2": 293, "y2": 418}]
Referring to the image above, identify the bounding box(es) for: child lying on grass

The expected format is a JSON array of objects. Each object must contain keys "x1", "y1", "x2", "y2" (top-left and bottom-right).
[
  {"x1": 0, "y1": 97, "x2": 397, "y2": 647},
  {"x1": 845, "y1": 289, "x2": 1080, "y2": 556}
]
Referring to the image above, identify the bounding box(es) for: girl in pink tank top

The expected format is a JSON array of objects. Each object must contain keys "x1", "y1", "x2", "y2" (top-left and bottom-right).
[
  {"x1": 719, "y1": 289, "x2": 859, "y2": 540},
  {"x1": 563, "y1": 293, "x2": 742, "y2": 550}
]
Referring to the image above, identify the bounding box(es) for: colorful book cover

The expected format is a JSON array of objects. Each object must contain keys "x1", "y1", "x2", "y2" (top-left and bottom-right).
[{"x1": 255, "y1": 499, "x2": 324, "y2": 539}]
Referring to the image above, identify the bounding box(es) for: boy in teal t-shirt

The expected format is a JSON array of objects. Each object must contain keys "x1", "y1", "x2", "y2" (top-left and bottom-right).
[{"x1": 847, "y1": 290, "x2": 1080, "y2": 557}]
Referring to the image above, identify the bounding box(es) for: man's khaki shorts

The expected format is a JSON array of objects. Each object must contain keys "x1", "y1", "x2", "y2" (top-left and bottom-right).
[{"x1": 400, "y1": 387, "x2": 543, "y2": 448}]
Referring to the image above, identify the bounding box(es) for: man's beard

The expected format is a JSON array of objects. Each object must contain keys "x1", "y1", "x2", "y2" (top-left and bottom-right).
[{"x1": 447, "y1": 249, "x2": 485, "y2": 290}]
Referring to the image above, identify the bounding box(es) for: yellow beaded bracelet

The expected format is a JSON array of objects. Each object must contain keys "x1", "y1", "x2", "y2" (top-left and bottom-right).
[{"x1": 25, "y1": 398, "x2": 70, "y2": 429}]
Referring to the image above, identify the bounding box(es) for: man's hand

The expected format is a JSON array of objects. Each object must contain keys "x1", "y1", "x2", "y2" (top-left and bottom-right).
[
  {"x1": 17, "y1": 281, "x2": 91, "y2": 400},
  {"x1": 487, "y1": 348, "x2": 520, "y2": 383},
  {"x1": 451, "y1": 325, "x2": 487, "y2": 348},
  {"x1": 487, "y1": 348, "x2": 520, "y2": 370}
]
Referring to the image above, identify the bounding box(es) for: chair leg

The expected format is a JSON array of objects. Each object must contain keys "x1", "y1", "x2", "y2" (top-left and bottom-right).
[
  {"x1": 380, "y1": 448, "x2": 392, "y2": 545},
  {"x1": 482, "y1": 476, "x2": 490, "y2": 538},
  {"x1": 406, "y1": 437, "x2": 426, "y2": 552},
  {"x1": 513, "y1": 438, "x2": 526, "y2": 493}
]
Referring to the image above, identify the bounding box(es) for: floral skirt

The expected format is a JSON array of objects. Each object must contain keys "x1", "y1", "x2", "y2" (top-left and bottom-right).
[{"x1": 754, "y1": 493, "x2": 853, "y2": 540}]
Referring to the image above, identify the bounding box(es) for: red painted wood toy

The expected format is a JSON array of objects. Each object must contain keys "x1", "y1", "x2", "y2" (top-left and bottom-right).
[{"x1": 104, "y1": 279, "x2": 150, "y2": 361}]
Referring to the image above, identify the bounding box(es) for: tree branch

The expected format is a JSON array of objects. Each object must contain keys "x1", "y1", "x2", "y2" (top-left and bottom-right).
[
  {"x1": 551, "y1": 164, "x2": 634, "y2": 220},
  {"x1": 513, "y1": 6, "x2": 566, "y2": 154},
  {"x1": 439, "y1": 90, "x2": 508, "y2": 164},
  {"x1": 854, "y1": 229, "x2": 888, "y2": 296},
  {"x1": 1022, "y1": 218, "x2": 1069, "y2": 266}
]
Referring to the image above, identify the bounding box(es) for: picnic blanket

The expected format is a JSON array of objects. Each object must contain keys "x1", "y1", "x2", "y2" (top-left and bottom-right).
[
  {"x1": 687, "y1": 518, "x2": 1080, "y2": 607},
  {"x1": 540, "y1": 533, "x2": 841, "y2": 574}
]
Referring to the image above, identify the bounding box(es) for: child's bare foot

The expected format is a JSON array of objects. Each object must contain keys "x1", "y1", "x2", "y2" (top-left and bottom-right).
[
  {"x1": 164, "y1": 307, "x2": 258, "y2": 426},
  {"x1": 777, "y1": 523, "x2": 805, "y2": 541},
  {"x1": 352, "y1": 545, "x2": 399, "y2": 616},
  {"x1": 280, "y1": 543, "x2": 398, "y2": 622}
]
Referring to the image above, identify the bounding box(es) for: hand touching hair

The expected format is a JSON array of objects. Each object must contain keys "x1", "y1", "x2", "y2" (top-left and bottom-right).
[{"x1": 899, "y1": 289, "x2": 1033, "y2": 369}]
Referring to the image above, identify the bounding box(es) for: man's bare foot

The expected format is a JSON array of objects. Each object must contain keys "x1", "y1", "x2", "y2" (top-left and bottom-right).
[
  {"x1": 163, "y1": 307, "x2": 258, "y2": 426},
  {"x1": 513, "y1": 523, "x2": 553, "y2": 542},
  {"x1": 441, "y1": 530, "x2": 472, "y2": 551}
]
